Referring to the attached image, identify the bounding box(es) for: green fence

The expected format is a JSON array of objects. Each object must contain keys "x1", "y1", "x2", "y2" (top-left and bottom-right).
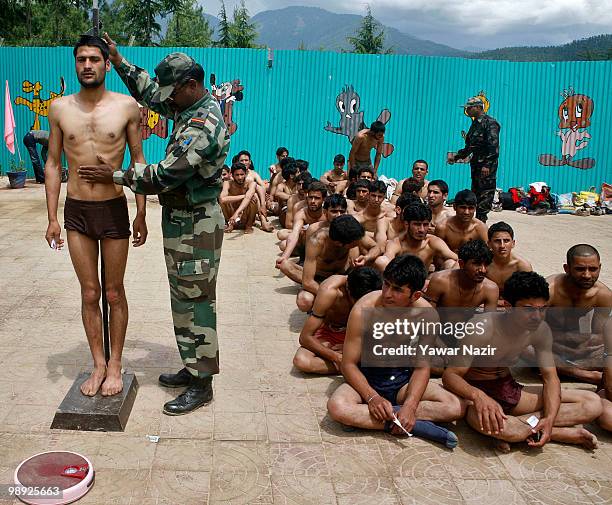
[{"x1": 1, "y1": 46, "x2": 610, "y2": 194}]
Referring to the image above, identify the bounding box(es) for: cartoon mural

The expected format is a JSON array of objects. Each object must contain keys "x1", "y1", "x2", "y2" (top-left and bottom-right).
[
  {"x1": 539, "y1": 88, "x2": 595, "y2": 170},
  {"x1": 210, "y1": 74, "x2": 244, "y2": 136},
  {"x1": 324, "y1": 85, "x2": 394, "y2": 157},
  {"x1": 139, "y1": 105, "x2": 168, "y2": 140},
  {"x1": 14, "y1": 77, "x2": 65, "y2": 130}
]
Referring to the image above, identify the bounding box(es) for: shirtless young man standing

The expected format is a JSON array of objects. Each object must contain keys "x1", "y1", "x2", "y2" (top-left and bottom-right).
[
  {"x1": 426, "y1": 239, "x2": 499, "y2": 311},
  {"x1": 321, "y1": 154, "x2": 348, "y2": 194},
  {"x1": 390, "y1": 159, "x2": 430, "y2": 204},
  {"x1": 281, "y1": 215, "x2": 380, "y2": 312},
  {"x1": 435, "y1": 189, "x2": 488, "y2": 253},
  {"x1": 293, "y1": 268, "x2": 382, "y2": 374},
  {"x1": 45, "y1": 35, "x2": 148, "y2": 397},
  {"x1": 443, "y1": 271, "x2": 602, "y2": 451},
  {"x1": 219, "y1": 162, "x2": 258, "y2": 233},
  {"x1": 546, "y1": 244, "x2": 612, "y2": 384},
  {"x1": 426, "y1": 179, "x2": 454, "y2": 233},
  {"x1": 327, "y1": 255, "x2": 464, "y2": 444},
  {"x1": 376, "y1": 203, "x2": 457, "y2": 273},
  {"x1": 348, "y1": 121, "x2": 385, "y2": 175},
  {"x1": 486, "y1": 222, "x2": 532, "y2": 300}
]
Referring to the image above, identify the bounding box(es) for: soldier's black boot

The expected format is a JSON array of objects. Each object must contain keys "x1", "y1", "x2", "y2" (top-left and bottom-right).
[
  {"x1": 163, "y1": 377, "x2": 213, "y2": 415},
  {"x1": 158, "y1": 367, "x2": 193, "y2": 388}
]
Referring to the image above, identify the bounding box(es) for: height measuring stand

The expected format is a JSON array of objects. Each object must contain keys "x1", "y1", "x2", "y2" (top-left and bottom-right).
[{"x1": 50, "y1": 2, "x2": 138, "y2": 431}]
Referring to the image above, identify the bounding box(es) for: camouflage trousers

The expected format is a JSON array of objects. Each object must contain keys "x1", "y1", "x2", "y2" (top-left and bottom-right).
[
  {"x1": 471, "y1": 166, "x2": 497, "y2": 223},
  {"x1": 162, "y1": 201, "x2": 224, "y2": 378}
]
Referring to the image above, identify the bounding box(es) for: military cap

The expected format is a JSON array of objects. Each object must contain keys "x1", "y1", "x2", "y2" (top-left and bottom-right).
[
  {"x1": 153, "y1": 52, "x2": 197, "y2": 103},
  {"x1": 460, "y1": 97, "x2": 485, "y2": 108}
]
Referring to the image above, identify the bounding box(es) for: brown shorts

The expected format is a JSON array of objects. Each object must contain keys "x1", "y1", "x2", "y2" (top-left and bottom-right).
[
  {"x1": 64, "y1": 196, "x2": 130, "y2": 240},
  {"x1": 467, "y1": 375, "x2": 523, "y2": 414}
]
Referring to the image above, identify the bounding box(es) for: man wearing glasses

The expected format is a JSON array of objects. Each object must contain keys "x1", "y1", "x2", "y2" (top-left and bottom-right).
[{"x1": 79, "y1": 34, "x2": 230, "y2": 415}]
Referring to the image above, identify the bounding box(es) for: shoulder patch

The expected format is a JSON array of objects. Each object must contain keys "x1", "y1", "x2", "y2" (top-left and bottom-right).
[{"x1": 189, "y1": 117, "x2": 207, "y2": 129}]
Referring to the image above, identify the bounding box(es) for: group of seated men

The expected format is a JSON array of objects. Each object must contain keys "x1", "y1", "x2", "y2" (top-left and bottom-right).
[{"x1": 219, "y1": 148, "x2": 612, "y2": 451}]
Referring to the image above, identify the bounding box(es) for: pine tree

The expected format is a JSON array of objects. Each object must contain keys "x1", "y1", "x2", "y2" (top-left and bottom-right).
[
  {"x1": 230, "y1": 0, "x2": 258, "y2": 49},
  {"x1": 164, "y1": 0, "x2": 212, "y2": 47},
  {"x1": 347, "y1": 5, "x2": 390, "y2": 54},
  {"x1": 121, "y1": 0, "x2": 165, "y2": 46},
  {"x1": 215, "y1": 0, "x2": 233, "y2": 47}
]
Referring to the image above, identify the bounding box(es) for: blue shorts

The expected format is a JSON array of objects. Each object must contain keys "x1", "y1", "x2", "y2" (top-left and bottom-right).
[{"x1": 360, "y1": 367, "x2": 413, "y2": 404}]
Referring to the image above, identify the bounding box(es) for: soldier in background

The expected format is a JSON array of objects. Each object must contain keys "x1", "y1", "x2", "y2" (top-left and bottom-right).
[
  {"x1": 448, "y1": 97, "x2": 500, "y2": 223},
  {"x1": 79, "y1": 34, "x2": 230, "y2": 415},
  {"x1": 24, "y1": 129, "x2": 49, "y2": 183}
]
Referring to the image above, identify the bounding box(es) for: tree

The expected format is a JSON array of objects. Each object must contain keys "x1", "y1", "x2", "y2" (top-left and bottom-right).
[
  {"x1": 163, "y1": 0, "x2": 212, "y2": 47},
  {"x1": 230, "y1": 0, "x2": 258, "y2": 49},
  {"x1": 347, "y1": 5, "x2": 390, "y2": 54},
  {"x1": 215, "y1": 0, "x2": 233, "y2": 47},
  {"x1": 121, "y1": 0, "x2": 165, "y2": 46}
]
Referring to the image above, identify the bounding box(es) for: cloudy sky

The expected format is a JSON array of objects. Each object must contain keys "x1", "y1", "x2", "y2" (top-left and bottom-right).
[{"x1": 207, "y1": 0, "x2": 612, "y2": 50}]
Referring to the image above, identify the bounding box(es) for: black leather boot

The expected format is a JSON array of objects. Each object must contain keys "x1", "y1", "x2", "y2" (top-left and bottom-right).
[
  {"x1": 162, "y1": 377, "x2": 213, "y2": 415},
  {"x1": 158, "y1": 368, "x2": 193, "y2": 388}
]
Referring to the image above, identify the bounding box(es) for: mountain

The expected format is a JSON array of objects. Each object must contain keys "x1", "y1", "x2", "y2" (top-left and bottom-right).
[
  {"x1": 471, "y1": 34, "x2": 612, "y2": 61},
  {"x1": 250, "y1": 6, "x2": 468, "y2": 57}
]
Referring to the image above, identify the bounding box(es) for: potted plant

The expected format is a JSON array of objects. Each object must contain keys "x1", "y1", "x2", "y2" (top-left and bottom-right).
[{"x1": 6, "y1": 158, "x2": 27, "y2": 189}]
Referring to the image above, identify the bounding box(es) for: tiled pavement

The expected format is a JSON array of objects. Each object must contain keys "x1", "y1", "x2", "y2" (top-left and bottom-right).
[{"x1": 0, "y1": 181, "x2": 611, "y2": 504}]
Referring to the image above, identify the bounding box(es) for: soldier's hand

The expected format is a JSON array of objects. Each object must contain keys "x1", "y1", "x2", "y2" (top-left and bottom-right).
[
  {"x1": 102, "y1": 33, "x2": 122, "y2": 66},
  {"x1": 481, "y1": 166, "x2": 490, "y2": 177}
]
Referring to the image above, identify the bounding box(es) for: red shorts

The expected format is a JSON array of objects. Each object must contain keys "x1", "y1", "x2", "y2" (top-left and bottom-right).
[
  {"x1": 467, "y1": 375, "x2": 523, "y2": 414},
  {"x1": 314, "y1": 323, "x2": 346, "y2": 347}
]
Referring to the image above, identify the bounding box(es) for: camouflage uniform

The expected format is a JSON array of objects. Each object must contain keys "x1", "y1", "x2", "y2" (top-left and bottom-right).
[
  {"x1": 112, "y1": 53, "x2": 230, "y2": 378},
  {"x1": 456, "y1": 114, "x2": 500, "y2": 223}
]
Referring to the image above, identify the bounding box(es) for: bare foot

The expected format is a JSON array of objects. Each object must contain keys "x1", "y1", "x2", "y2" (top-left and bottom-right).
[
  {"x1": 261, "y1": 221, "x2": 274, "y2": 233},
  {"x1": 81, "y1": 365, "x2": 106, "y2": 396},
  {"x1": 494, "y1": 440, "x2": 512, "y2": 453},
  {"x1": 551, "y1": 426, "x2": 598, "y2": 450},
  {"x1": 244, "y1": 227, "x2": 254, "y2": 234},
  {"x1": 101, "y1": 360, "x2": 124, "y2": 396},
  {"x1": 224, "y1": 223, "x2": 234, "y2": 233}
]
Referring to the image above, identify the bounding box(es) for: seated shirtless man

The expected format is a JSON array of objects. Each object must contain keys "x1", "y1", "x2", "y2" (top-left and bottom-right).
[
  {"x1": 426, "y1": 179, "x2": 454, "y2": 234},
  {"x1": 268, "y1": 145, "x2": 288, "y2": 187},
  {"x1": 443, "y1": 271, "x2": 602, "y2": 451},
  {"x1": 293, "y1": 267, "x2": 382, "y2": 374},
  {"x1": 380, "y1": 192, "x2": 421, "y2": 244},
  {"x1": 321, "y1": 154, "x2": 348, "y2": 194},
  {"x1": 376, "y1": 203, "x2": 457, "y2": 273},
  {"x1": 348, "y1": 121, "x2": 385, "y2": 175},
  {"x1": 354, "y1": 180, "x2": 392, "y2": 249},
  {"x1": 276, "y1": 180, "x2": 327, "y2": 257},
  {"x1": 546, "y1": 244, "x2": 612, "y2": 384},
  {"x1": 279, "y1": 172, "x2": 312, "y2": 234},
  {"x1": 435, "y1": 189, "x2": 488, "y2": 253},
  {"x1": 44, "y1": 35, "x2": 148, "y2": 397},
  {"x1": 391, "y1": 159, "x2": 430, "y2": 204},
  {"x1": 234, "y1": 150, "x2": 273, "y2": 232},
  {"x1": 327, "y1": 255, "x2": 464, "y2": 443},
  {"x1": 305, "y1": 193, "x2": 348, "y2": 238},
  {"x1": 426, "y1": 239, "x2": 499, "y2": 312},
  {"x1": 280, "y1": 214, "x2": 380, "y2": 312},
  {"x1": 486, "y1": 221, "x2": 532, "y2": 301},
  {"x1": 219, "y1": 162, "x2": 258, "y2": 233},
  {"x1": 274, "y1": 160, "x2": 298, "y2": 228},
  {"x1": 597, "y1": 318, "x2": 612, "y2": 431},
  {"x1": 347, "y1": 179, "x2": 370, "y2": 214}
]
